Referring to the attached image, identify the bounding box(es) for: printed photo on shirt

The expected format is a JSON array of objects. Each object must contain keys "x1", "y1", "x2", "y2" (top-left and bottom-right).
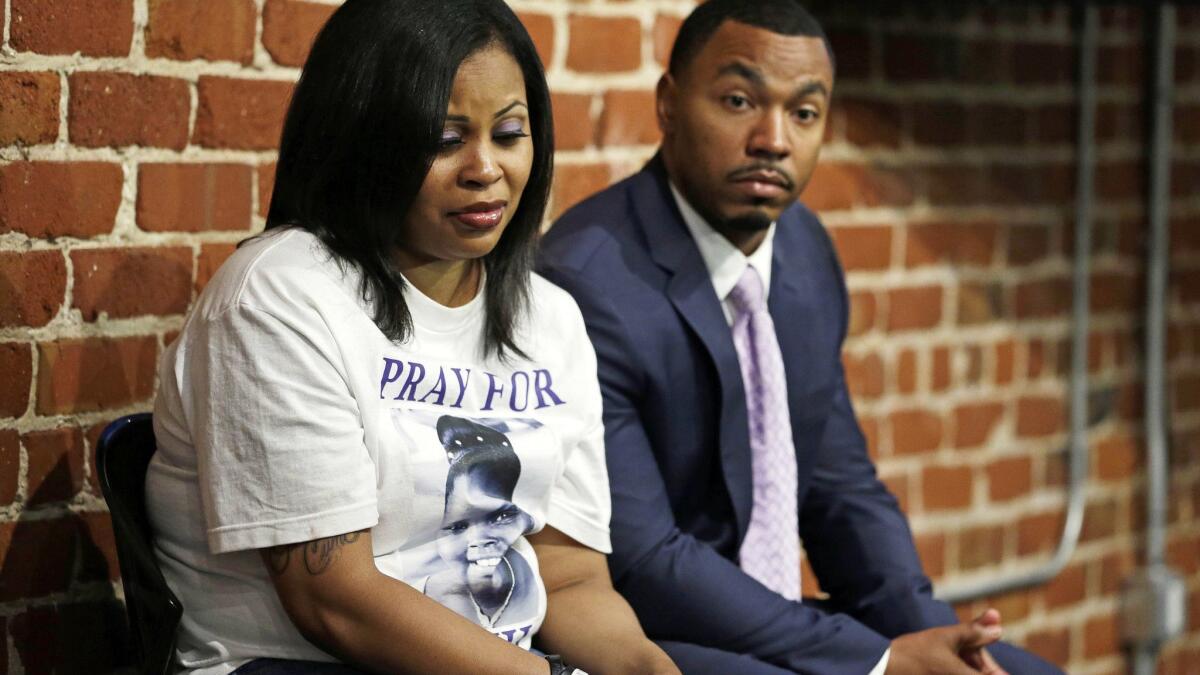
[{"x1": 378, "y1": 410, "x2": 550, "y2": 645}]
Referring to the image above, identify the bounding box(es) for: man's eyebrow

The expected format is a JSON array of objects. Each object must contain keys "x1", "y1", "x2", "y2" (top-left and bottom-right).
[
  {"x1": 444, "y1": 101, "x2": 528, "y2": 124},
  {"x1": 792, "y1": 80, "x2": 829, "y2": 100},
  {"x1": 716, "y1": 62, "x2": 765, "y2": 87}
]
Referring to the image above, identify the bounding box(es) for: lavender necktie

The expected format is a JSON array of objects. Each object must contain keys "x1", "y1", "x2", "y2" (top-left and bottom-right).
[{"x1": 729, "y1": 266, "x2": 801, "y2": 601}]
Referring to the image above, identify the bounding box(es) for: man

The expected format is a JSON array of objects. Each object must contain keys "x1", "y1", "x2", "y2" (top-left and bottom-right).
[{"x1": 538, "y1": 2, "x2": 1063, "y2": 673}]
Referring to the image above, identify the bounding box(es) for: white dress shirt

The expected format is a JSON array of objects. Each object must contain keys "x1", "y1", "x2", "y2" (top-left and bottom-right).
[{"x1": 668, "y1": 182, "x2": 891, "y2": 675}]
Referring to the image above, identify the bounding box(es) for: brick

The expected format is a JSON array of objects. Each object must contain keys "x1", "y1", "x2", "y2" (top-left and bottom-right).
[
  {"x1": 1015, "y1": 277, "x2": 1070, "y2": 319},
  {"x1": 804, "y1": 162, "x2": 915, "y2": 212},
  {"x1": 1008, "y1": 223, "x2": 1054, "y2": 266},
  {"x1": 830, "y1": 225, "x2": 892, "y2": 272},
  {"x1": 883, "y1": 34, "x2": 957, "y2": 82},
  {"x1": 931, "y1": 346, "x2": 952, "y2": 391},
  {"x1": 1096, "y1": 159, "x2": 1143, "y2": 202},
  {"x1": 67, "y1": 71, "x2": 188, "y2": 148},
  {"x1": 1013, "y1": 42, "x2": 1073, "y2": 84},
  {"x1": 1017, "y1": 511, "x2": 1064, "y2": 555},
  {"x1": 195, "y1": 77, "x2": 294, "y2": 150},
  {"x1": 0, "y1": 162, "x2": 122, "y2": 238},
  {"x1": 896, "y1": 349, "x2": 917, "y2": 394},
  {"x1": 1026, "y1": 627, "x2": 1071, "y2": 668},
  {"x1": 826, "y1": 28, "x2": 873, "y2": 82},
  {"x1": 886, "y1": 286, "x2": 942, "y2": 332},
  {"x1": 79, "y1": 511, "x2": 121, "y2": 582},
  {"x1": 959, "y1": 525, "x2": 1004, "y2": 571},
  {"x1": 551, "y1": 163, "x2": 611, "y2": 220},
  {"x1": 1177, "y1": 104, "x2": 1200, "y2": 145},
  {"x1": 597, "y1": 90, "x2": 659, "y2": 147},
  {"x1": 22, "y1": 427, "x2": 85, "y2": 505},
  {"x1": 0, "y1": 344, "x2": 32, "y2": 419},
  {"x1": 1041, "y1": 562, "x2": 1086, "y2": 610},
  {"x1": 10, "y1": 0, "x2": 133, "y2": 56},
  {"x1": 71, "y1": 247, "x2": 193, "y2": 320},
  {"x1": 914, "y1": 532, "x2": 945, "y2": 578},
  {"x1": 922, "y1": 164, "x2": 987, "y2": 207},
  {"x1": 890, "y1": 408, "x2": 942, "y2": 456},
  {"x1": 36, "y1": 337, "x2": 157, "y2": 415},
  {"x1": 147, "y1": 0, "x2": 256, "y2": 64},
  {"x1": 1100, "y1": 550, "x2": 1135, "y2": 594},
  {"x1": 906, "y1": 221, "x2": 998, "y2": 268},
  {"x1": 1096, "y1": 433, "x2": 1139, "y2": 481},
  {"x1": 922, "y1": 465, "x2": 973, "y2": 511},
  {"x1": 0, "y1": 430, "x2": 18, "y2": 504},
  {"x1": 197, "y1": 243, "x2": 237, "y2": 294},
  {"x1": 960, "y1": 39, "x2": 1010, "y2": 85},
  {"x1": 0, "y1": 518, "x2": 77, "y2": 600},
  {"x1": 1035, "y1": 104, "x2": 1074, "y2": 144},
  {"x1": 653, "y1": 14, "x2": 683, "y2": 67},
  {"x1": 954, "y1": 401, "x2": 1005, "y2": 449},
  {"x1": 566, "y1": 16, "x2": 642, "y2": 73},
  {"x1": 1099, "y1": 43, "x2": 1142, "y2": 85},
  {"x1": 1017, "y1": 395, "x2": 1065, "y2": 438},
  {"x1": 0, "y1": 250, "x2": 66, "y2": 328},
  {"x1": 838, "y1": 97, "x2": 901, "y2": 149},
  {"x1": 843, "y1": 352, "x2": 884, "y2": 400},
  {"x1": 0, "y1": 71, "x2": 60, "y2": 145},
  {"x1": 259, "y1": 162, "x2": 277, "y2": 218},
  {"x1": 847, "y1": 291, "x2": 876, "y2": 337},
  {"x1": 957, "y1": 281, "x2": 1005, "y2": 326},
  {"x1": 1090, "y1": 271, "x2": 1138, "y2": 314},
  {"x1": 517, "y1": 12, "x2": 555, "y2": 69},
  {"x1": 911, "y1": 101, "x2": 966, "y2": 146},
  {"x1": 1084, "y1": 614, "x2": 1119, "y2": 659},
  {"x1": 138, "y1": 163, "x2": 253, "y2": 232},
  {"x1": 262, "y1": 0, "x2": 336, "y2": 67},
  {"x1": 967, "y1": 104, "x2": 1028, "y2": 146},
  {"x1": 1082, "y1": 498, "x2": 1119, "y2": 542},
  {"x1": 982, "y1": 590, "x2": 1033, "y2": 623},
  {"x1": 987, "y1": 455, "x2": 1032, "y2": 502},
  {"x1": 994, "y1": 340, "x2": 1016, "y2": 385},
  {"x1": 860, "y1": 415, "x2": 880, "y2": 460},
  {"x1": 1097, "y1": 102, "x2": 1143, "y2": 142},
  {"x1": 9, "y1": 601, "x2": 127, "y2": 673},
  {"x1": 551, "y1": 93, "x2": 593, "y2": 151},
  {"x1": 1168, "y1": 535, "x2": 1200, "y2": 576},
  {"x1": 1177, "y1": 373, "x2": 1200, "y2": 413}
]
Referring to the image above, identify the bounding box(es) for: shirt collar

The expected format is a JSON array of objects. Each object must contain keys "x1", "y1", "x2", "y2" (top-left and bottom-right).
[{"x1": 668, "y1": 181, "x2": 775, "y2": 303}]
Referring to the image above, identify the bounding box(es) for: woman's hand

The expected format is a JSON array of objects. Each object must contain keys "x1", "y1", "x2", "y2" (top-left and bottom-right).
[
  {"x1": 531, "y1": 526, "x2": 681, "y2": 675},
  {"x1": 261, "y1": 529, "x2": 548, "y2": 675}
]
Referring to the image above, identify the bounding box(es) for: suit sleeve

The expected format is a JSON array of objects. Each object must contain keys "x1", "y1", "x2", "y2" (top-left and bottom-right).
[
  {"x1": 540, "y1": 263, "x2": 891, "y2": 675},
  {"x1": 798, "y1": 225, "x2": 960, "y2": 638}
]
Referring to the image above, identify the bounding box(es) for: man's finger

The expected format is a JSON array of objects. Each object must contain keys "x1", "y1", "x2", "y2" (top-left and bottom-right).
[{"x1": 951, "y1": 620, "x2": 1003, "y2": 650}]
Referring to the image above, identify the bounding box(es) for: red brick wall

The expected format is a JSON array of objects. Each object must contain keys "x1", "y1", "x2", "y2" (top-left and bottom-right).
[{"x1": 0, "y1": 1, "x2": 1197, "y2": 673}]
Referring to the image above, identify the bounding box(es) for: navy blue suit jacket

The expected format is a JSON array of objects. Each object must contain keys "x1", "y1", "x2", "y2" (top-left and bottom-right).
[{"x1": 538, "y1": 156, "x2": 959, "y2": 673}]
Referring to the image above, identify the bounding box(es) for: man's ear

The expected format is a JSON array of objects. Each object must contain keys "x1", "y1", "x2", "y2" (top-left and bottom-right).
[{"x1": 655, "y1": 73, "x2": 676, "y2": 137}]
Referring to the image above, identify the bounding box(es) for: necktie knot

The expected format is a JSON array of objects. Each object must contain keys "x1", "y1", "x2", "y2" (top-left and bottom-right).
[{"x1": 729, "y1": 266, "x2": 767, "y2": 316}]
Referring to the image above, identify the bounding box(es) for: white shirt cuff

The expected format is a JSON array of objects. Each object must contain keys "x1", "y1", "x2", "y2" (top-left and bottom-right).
[{"x1": 868, "y1": 647, "x2": 890, "y2": 675}]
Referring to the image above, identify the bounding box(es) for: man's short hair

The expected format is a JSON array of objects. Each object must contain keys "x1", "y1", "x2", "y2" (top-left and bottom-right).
[{"x1": 668, "y1": 0, "x2": 834, "y2": 78}]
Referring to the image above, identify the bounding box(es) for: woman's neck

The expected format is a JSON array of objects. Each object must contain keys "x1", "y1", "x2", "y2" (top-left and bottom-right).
[{"x1": 393, "y1": 251, "x2": 481, "y2": 308}]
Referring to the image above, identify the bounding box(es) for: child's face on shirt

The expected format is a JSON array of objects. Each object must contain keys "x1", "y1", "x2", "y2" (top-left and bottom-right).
[{"x1": 437, "y1": 472, "x2": 533, "y2": 576}]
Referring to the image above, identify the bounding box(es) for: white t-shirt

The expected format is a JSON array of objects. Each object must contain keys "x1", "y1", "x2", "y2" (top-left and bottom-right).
[{"x1": 146, "y1": 228, "x2": 612, "y2": 674}]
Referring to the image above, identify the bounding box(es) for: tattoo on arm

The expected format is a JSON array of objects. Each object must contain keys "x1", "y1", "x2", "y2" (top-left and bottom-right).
[{"x1": 266, "y1": 532, "x2": 363, "y2": 577}]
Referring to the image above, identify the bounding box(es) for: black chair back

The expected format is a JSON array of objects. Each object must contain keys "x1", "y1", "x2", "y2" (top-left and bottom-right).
[{"x1": 96, "y1": 413, "x2": 182, "y2": 675}]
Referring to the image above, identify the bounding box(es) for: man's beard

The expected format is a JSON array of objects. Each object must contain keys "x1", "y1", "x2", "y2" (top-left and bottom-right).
[{"x1": 719, "y1": 210, "x2": 774, "y2": 232}]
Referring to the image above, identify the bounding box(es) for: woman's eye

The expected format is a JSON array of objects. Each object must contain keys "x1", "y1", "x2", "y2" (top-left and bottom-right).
[
  {"x1": 490, "y1": 508, "x2": 519, "y2": 524},
  {"x1": 493, "y1": 121, "x2": 529, "y2": 142},
  {"x1": 443, "y1": 521, "x2": 468, "y2": 534},
  {"x1": 439, "y1": 130, "x2": 464, "y2": 148}
]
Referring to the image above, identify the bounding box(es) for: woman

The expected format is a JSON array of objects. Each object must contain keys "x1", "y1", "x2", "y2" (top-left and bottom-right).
[{"x1": 144, "y1": 1, "x2": 679, "y2": 673}]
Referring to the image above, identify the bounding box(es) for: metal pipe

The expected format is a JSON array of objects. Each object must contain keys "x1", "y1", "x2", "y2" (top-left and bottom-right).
[
  {"x1": 1142, "y1": 0, "x2": 1174, "y2": 576},
  {"x1": 937, "y1": 4, "x2": 1098, "y2": 604},
  {"x1": 1126, "y1": 6, "x2": 1183, "y2": 675}
]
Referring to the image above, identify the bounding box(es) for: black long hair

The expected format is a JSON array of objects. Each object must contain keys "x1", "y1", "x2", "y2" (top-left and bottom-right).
[{"x1": 266, "y1": 0, "x2": 553, "y2": 360}]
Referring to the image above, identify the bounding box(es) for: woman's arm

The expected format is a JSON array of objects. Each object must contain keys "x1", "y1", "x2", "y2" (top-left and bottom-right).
[
  {"x1": 261, "y1": 528, "x2": 549, "y2": 675},
  {"x1": 530, "y1": 526, "x2": 680, "y2": 675}
]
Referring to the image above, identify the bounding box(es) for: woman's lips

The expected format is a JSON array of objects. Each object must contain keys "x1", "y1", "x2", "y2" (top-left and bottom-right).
[{"x1": 451, "y1": 202, "x2": 506, "y2": 230}]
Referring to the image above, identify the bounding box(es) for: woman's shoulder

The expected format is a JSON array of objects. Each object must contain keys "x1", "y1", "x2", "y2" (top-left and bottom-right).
[
  {"x1": 528, "y1": 272, "x2": 586, "y2": 328},
  {"x1": 194, "y1": 228, "x2": 357, "y2": 319}
]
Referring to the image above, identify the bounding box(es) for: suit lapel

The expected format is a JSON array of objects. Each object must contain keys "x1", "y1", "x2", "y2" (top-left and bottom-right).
[
  {"x1": 632, "y1": 156, "x2": 754, "y2": 540},
  {"x1": 768, "y1": 211, "x2": 819, "y2": 482}
]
